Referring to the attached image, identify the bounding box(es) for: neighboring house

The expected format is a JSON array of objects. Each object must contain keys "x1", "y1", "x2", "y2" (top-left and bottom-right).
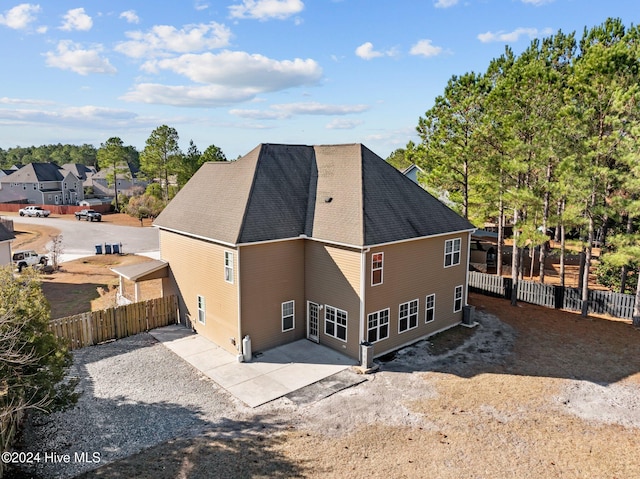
[
  {"x1": 153, "y1": 143, "x2": 475, "y2": 361},
  {"x1": 0, "y1": 163, "x2": 84, "y2": 205},
  {"x1": 0, "y1": 223, "x2": 15, "y2": 267},
  {"x1": 61, "y1": 163, "x2": 97, "y2": 182},
  {"x1": 401, "y1": 164, "x2": 425, "y2": 185},
  {"x1": 86, "y1": 163, "x2": 146, "y2": 197}
]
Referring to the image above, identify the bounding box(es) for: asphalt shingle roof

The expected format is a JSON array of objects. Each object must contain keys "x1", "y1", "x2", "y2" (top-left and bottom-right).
[
  {"x1": 154, "y1": 143, "x2": 474, "y2": 247},
  {"x1": 0, "y1": 223, "x2": 15, "y2": 242}
]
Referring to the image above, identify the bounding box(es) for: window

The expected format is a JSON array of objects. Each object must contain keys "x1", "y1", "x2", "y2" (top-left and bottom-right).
[
  {"x1": 425, "y1": 294, "x2": 435, "y2": 323},
  {"x1": 444, "y1": 238, "x2": 462, "y2": 267},
  {"x1": 371, "y1": 252, "x2": 384, "y2": 286},
  {"x1": 325, "y1": 305, "x2": 347, "y2": 342},
  {"x1": 224, "y1": 251, "x2": 234, "y2": 283},
  {"x1": 367, "y1": 308, "x2": 389, "y2": 343},
  {"x1": 282, "y1": 300, "x2": 295, "y2": 332},
  {"x1": 454, "y1": 285, "x2": 463, "y2": 312},
  {"x1": 399, "y1": 299, "x2": 419, "y2": 333},
  {"x1": 197, "y1": 295, "x2": 206, "y2": 324}
]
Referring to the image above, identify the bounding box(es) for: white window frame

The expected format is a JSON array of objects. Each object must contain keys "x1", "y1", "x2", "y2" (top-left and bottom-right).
[
  {"x1": 425, "y1": 294, "x2": 436, "y2": 323},
  {"x1": 454, "y1": 285, "x2": 464, "y2": 313},
  {"x1": 224, "y1": 251, "x2": 234, "y2": 284},
  {"x1": 324, "y1": 305, "x2": 347, "y2": 342},
  {"x1": 282, "y1": 300, "x2": 295, "y2": 332},
  {"x1": 197, "y1": 295, "x2": 206, "y2": 324},
  {"x1": 398, "y1": 299, "x2": 419, "y2": 333},
  {"x1": 367, "y1": 308, "x2": 390, "y2": 343},
  {"x1": 371, "y1": 252, "x2": 384, "y2": 286},
  {"x1": 444, "y1": 238, "x2": 462, "y2": 268}
]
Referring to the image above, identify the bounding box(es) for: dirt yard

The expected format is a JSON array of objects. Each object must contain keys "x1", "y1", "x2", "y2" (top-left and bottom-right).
[
  {"x1": 56, "y1": 294, "x2": 638, "y2": 479},
  {"x1": 8, "y1": 217, "x2": 640, "y2": 477}
]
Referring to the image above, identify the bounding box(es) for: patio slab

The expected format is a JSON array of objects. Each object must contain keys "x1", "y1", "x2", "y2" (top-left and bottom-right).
[{"x1": 149, "y1": 324, "x2": 360, "y2": 407}]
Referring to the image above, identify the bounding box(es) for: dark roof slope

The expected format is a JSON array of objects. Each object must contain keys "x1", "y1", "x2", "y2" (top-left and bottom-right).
[
  {"x1": 0, "y1": 223, "x2": 15, "y2": 242},
  {"x1": 154, "y1": 144, "x2": 474, "y2": 247},
  {"x1": 0, "y1": 163, "x2": 64, "y2": 183}
]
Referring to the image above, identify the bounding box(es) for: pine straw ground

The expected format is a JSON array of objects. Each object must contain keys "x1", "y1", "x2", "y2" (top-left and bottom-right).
[{"x1": 77, "y1": 294, "x2": 640, "y2": 479}]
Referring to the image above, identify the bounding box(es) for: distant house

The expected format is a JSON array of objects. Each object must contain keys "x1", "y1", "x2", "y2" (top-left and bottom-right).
[
  {"x1": 60, "y1": 163, "x2": 97, "y2": 182},
  {"x1": 152, "y1": 143, "x2": 475, "y2": 361},
  {"x1": 401, "y1": 164, "x2": 425, "y2": 184},
  {"x1": 0, "y1": 223, "x2": 15, "y2": 267},
  {"x1": 0, "y1": 163, "x2": 83, "y2": 205},
  {"x1": 85, "y1": 163, "x2": 147, "y2": 197}
]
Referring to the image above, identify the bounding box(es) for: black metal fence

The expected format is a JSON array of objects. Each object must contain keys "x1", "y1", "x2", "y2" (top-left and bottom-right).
[{"x1": 469, "y1": 271, "x2": 636, "y2": 320}]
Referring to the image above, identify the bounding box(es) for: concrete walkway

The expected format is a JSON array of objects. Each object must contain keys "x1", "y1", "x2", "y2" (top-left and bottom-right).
[{"x1": 150, "y1": 324, "x2": 358, "y2": 407}]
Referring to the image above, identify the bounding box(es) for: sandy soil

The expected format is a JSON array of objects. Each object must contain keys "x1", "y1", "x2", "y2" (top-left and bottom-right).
[{"x1": 65, "y1": 295, "x2": 640, "y2": 479}]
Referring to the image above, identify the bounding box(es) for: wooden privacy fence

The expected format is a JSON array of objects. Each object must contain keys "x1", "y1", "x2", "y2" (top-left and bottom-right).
[
  {"x1": 48, "y1": 295, "x2": 178, "y2": 350},
  {"x1": 469, "y1": 271, "x2": 636, "y2": 320}
]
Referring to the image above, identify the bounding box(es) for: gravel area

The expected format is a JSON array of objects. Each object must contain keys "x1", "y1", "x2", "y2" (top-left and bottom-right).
[
  {"x1": 14, "y1": 334, "x2": 254, "y2": 478},
  {"x1": 10, "y1": 303, "x2": 640, "y2": 478}
]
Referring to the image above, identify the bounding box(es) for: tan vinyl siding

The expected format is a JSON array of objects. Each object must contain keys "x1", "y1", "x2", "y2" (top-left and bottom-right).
[
  {"x1": 159, "y1": 229, "x2": 239, "y2": 355},
  {"x1": 239, "y1": 240, "x2": 305, "y2": 353},
  {"x1": 365, "y1": 233, "x2": 469, "y2": 357},
  {"x1": 305, "y1": 241, "x2": 361, "y2": 358}
]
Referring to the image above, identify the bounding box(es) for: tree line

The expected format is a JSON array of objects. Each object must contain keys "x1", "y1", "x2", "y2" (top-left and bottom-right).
[
  {"x1": 1, "y1": 125, "x2": 227, "y2": 216},
  {"x1": 390, "y1": 18, "x2": 640, "y2": 321}
]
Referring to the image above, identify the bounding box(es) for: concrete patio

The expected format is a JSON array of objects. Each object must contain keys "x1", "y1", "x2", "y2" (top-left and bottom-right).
[{"x1": 149, "y1": 324, "x2": 359, "y2": 407}]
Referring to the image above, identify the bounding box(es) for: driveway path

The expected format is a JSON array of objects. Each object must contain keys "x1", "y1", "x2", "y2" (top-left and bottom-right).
[{"x1": 13, "y1": 215, "x2": 159, "y2": 259}]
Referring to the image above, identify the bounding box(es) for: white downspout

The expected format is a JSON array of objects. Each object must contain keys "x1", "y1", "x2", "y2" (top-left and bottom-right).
[
  {"x1": 236, "y1": 247, "x2": 242, "y2": 355},
  {"x1": 359, "y1": 247, "x2": 370, "y2": 346}
]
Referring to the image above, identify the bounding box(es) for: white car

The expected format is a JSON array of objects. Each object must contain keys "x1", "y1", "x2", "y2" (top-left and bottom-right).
[
  {"x1": 12, "y1": 250, "x2": 49, "y2": 272},
  {"x1": 18, "y1": 206, "x2": 51, "y2": 217}
]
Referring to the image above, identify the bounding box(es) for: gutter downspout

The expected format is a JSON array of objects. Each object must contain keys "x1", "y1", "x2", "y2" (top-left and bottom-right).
[
  {"x1": 465, "y1": 231, "x2": 474, "y2": 306},
  {"x1": 236, "y1": 246, "x2": 242, "y2": 355},
  {"x1": 359, "y1": 247, "x2": 370, "y2": 349}
]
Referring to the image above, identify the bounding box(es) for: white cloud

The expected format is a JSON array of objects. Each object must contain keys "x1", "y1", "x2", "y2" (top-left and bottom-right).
[
  {"x1": 142, "y1": 51, "x2": 322, "y2": 90},
  {"x1": 230, "y1": 102, "x2": 369, "y2": 119},
  {"x1": 60, "y1": 8, "x2": 93, "y2": 32},
  {"x1": 434, "y1": 0, "x2": 458, "y2": 7},
  {"x1": 120, "y1": 83, "x2": 262, "y2": 107},
  {"x1": 355, "y1": 42, "x2": 383, "y2": 60},
  {"x1": 229, "y1": 0, "x2": 304, "y2": 20},
  {"x1": 115, "y1": 22, "x2": 232, "y2": 58},
  {"x1": 119, "y1": 10, "x2": 139, "y2": 24},
  {"x1": 0, "y1": 105, "x2": 136, "y2": 127},
  {"x1": 44, "y1": 40, "x2": 116, "y2": 75},
  {"x1": 195, "y1": 1, "x2": 210, "y2": 11},
  {"x1": 409, "y1": 39, "x2": 443, "y2": 57},
  {"x1": 477, "y1": 27, "x2": 553, "y2": 43},
  {"x1": 326, "y1": 118, "x2": 364, "y2": 129},
  {"x1": 355, "y1": 42, "x2": 398, "y2": 60},
  {"x1": 0, "y1": 3, "x2": 41, "y2": 30},
  {"x1": 0, "y1": 97, "x2": 55, "y2": 106}
]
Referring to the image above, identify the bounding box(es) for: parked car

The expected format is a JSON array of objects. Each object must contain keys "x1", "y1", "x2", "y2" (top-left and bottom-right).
[
  {"x1": 12, "y1": 249, "x2": 48, "y2": 272},
  {"x1": 75, "y1": 209, "x2": 102, "y2": 222},
  {"x1": 18, "y1": 206, "x2": 51, "y2": 217}
]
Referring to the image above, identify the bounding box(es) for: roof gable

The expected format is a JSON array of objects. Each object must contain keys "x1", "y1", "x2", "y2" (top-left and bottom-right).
[
  {"x1": 0, "y1": 163, "x2": 64, "y2": 183},
  {"x1": 154, "y1": 143, "x2": 474, "y2": 247}
]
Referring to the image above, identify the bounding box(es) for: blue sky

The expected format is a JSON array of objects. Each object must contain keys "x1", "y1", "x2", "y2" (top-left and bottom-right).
[{"x1": 0, "y1": 1, "x2": 636, "y2": 160}]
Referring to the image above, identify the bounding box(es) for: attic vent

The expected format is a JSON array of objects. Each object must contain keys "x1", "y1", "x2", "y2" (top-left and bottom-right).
[{"x1": 324, "y1": 197, "x2": 333, "y2": 203}]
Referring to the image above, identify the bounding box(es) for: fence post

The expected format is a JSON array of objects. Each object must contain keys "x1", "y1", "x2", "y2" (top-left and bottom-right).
[
  {"x1": 503, "y1": 277, "x2": 512, "y2": 300},
  {"x1": 553, "y1": 285, "x2": 563, "y2": 309}
]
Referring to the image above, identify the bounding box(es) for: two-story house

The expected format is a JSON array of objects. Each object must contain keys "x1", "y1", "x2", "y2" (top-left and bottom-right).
[
  {"x1": 153, "y1": 143, "x2": 475, "y2": 360},
  {"x1": 0, "y1": 163, "x2": 84, "y2": 205}
]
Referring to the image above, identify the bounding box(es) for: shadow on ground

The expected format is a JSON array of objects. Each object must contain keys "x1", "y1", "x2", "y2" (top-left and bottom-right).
[{"x1": 378, "y1": 292, "x2": 640, "y2": 386}]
